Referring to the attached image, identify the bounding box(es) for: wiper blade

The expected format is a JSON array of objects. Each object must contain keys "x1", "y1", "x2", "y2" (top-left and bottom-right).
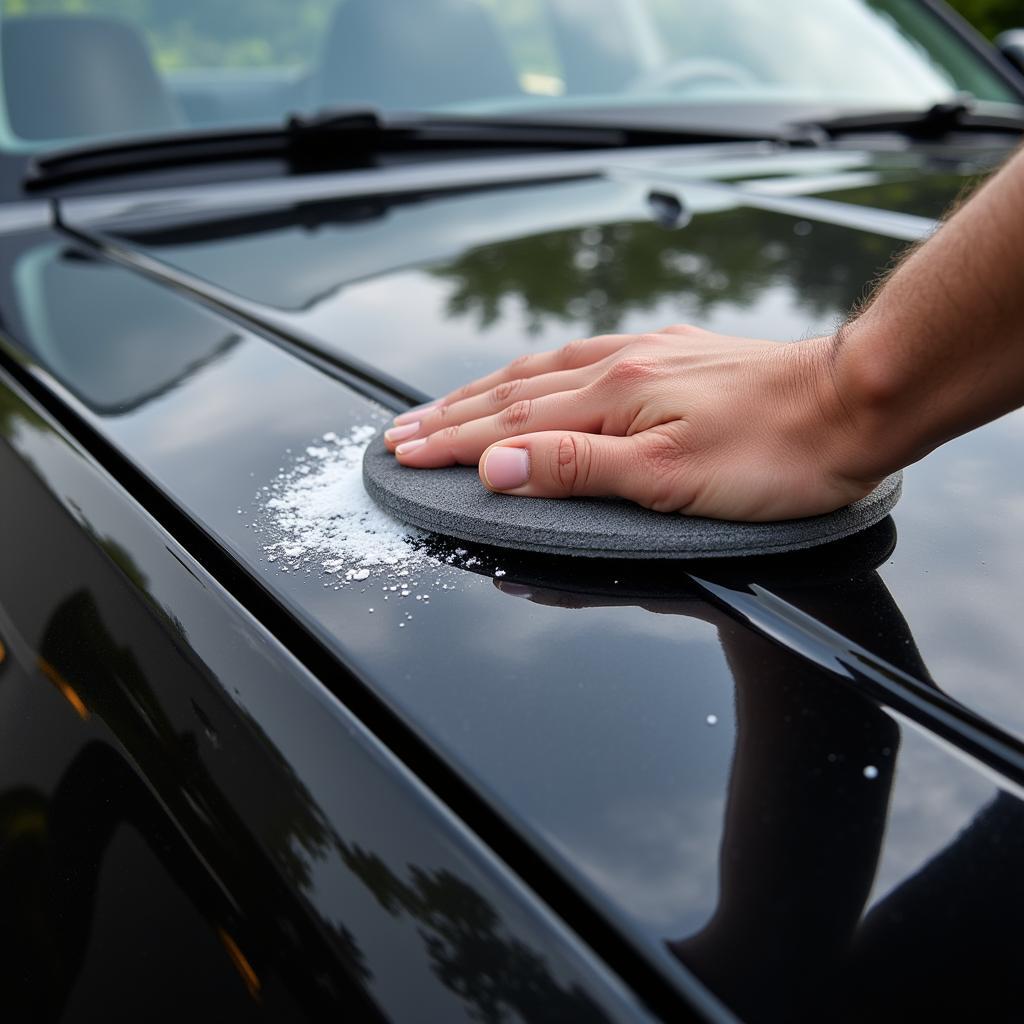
[
  {"x1": 791, "y1": 98, "x2": 1024, "y2": 142},
  {"x1": 26, "y1": 108, "x2": 777, "y2": 189},
  {"x1": 27, "y1": 109, "x2": 385, "y2": 189}
]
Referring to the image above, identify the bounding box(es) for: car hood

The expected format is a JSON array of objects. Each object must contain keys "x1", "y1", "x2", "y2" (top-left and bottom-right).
[{"x1": 8, "y1": 141, "x2": 1024, "y2": 1019}]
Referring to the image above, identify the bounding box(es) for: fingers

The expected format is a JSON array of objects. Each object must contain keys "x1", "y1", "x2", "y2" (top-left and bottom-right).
[
  {"x1": 478, "y1": 430, "x2": 688, "y2": 510},
  {"x1": 393, "y1": 391, "x2": 603, "y2": 468},
  {"x1": 385, "y1": 367, "x2": 596, "y2": 451},
  {"x1": 422, "y1": 334, "x2": 638, "y2": 414}
]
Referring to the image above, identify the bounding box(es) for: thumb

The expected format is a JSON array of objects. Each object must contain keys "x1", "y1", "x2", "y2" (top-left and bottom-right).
[{"x1": 479, "y1": 431, "x2": 672, "y2": 506}]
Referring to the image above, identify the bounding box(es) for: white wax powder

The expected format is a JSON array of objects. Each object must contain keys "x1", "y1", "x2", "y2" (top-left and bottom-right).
[
  {"x1": 254, "y1": 424, "x2": 507, "y2": 598},
  {"x1": 259, "y1": 425, "x2": 433, "y2": 580}
]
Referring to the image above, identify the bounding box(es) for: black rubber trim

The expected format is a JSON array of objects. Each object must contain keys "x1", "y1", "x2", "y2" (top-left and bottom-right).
[
  {"x1": 692, "y1": 578, "x2": 1024, "y2": 793},
  {"x1": 0, "y1": 347, "x2": 728, "y2": 1024}
]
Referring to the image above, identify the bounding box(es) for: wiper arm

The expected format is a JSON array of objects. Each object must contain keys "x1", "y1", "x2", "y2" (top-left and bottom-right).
[
  {"x1": 790, "y1": 98, "x2": 1024, "y2": 143},
  {"x1": 26, "y1": 108, "x2": 778, "y2": 189},
  {"x1": 28, "y1": 109, "x2": 386, "y2": 190}
]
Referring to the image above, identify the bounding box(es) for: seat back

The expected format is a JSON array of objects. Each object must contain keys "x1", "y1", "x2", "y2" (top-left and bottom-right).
[
  {"x1": 315, "y1": 0, "x2": 521, "y2": 110},
  {"x1": 2, "y1": 14, "x2": 180, "y2": 141}
]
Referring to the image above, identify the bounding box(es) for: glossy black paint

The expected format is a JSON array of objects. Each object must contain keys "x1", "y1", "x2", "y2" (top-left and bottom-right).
[
  {"x1": 73, "y1": 142, "x2": 1024, "y2": 739},
  {"x1": 0, "y1": 366, "x2": 649, "y2": 1020},
  {"x1": 3, "y1": 133, "x2": 1024, "y2": 1022}
]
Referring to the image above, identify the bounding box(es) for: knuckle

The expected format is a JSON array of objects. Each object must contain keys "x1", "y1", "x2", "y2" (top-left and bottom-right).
[
  {"x1": 553, "y1": 434, "x2": 593, "y2": 493},
  {"x1": 558, "y1": 337, "x2": 587, "y2": 366},
  {"x1": 602, "y1": 355, "x2": 656, "y2": 388},
  {"x1": 509, "y1": 353, "x2": 533, "y2": 373},
  {"x1": 499, "y1": 398, "x2": 533, "y2": 432},
  {"x1": 439, "y1": 424, "x2": 461, "y2": 445},
  {"x1": 491, "y1": 378, "x2": 523, "y2": 406}
]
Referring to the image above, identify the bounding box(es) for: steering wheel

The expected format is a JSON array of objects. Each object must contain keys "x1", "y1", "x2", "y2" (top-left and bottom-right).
[{"x1": 629, "y1": 57, "x2": 757, "y2": 94}]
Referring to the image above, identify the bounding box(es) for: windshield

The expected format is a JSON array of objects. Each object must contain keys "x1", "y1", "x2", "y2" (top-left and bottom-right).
[{"x1": 0, "y1": 0, "x2": 1017, "y2": 152}]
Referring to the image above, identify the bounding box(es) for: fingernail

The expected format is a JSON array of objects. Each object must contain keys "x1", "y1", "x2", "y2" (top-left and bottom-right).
[
  {"x1": 483, "y1": 446, "x2": 530, "y2": 490},
  {"x1": 385, "y1": 421, "x2": 420, "y2": 442},
  {"x1": 394, "y1": 403, "x2": 438, "y2": 425},
  {"x1": 396, "y1": 437, "x2": 426, "y2": 455}
]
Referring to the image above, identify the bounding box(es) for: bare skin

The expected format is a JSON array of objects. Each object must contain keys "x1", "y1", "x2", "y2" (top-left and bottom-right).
[{"x1": 384, "y1": 145, "x2": 1024, "y2": 521}]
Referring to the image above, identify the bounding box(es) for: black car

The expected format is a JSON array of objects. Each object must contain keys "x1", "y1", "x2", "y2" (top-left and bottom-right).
[{"x1": 2, "y1": 1, "x2": 1024, "y2": 1021}]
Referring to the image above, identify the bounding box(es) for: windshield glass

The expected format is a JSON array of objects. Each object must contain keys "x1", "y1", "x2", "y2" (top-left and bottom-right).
[{"x1": 0, "y1": 0, "x2": 1017, "y2": 151}]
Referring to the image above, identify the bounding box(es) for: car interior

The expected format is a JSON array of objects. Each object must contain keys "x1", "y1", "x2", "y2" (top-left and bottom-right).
[
  {"x1": 0, "y1": 0, "x2": 686, "y2": 148},
  {"x1": 1, "y1": 13, "x2": 184, "y2": 142},
  {"x1": 0, "y1": 1, "x2": 537, "y2": 146}
]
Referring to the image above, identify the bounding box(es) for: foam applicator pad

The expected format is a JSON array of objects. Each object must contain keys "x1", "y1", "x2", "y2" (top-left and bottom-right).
[{"x1": 363, "y1": 435, "x2": 902, "y2": 559}]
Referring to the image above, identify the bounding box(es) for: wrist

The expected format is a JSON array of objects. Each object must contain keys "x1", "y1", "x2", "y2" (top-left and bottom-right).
[{"x1": 819, "y1": 318, "x2": 930, "y2": 482}]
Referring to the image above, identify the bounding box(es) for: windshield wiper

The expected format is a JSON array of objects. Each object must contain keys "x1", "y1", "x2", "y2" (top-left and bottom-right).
[
  {"x1": 790, "y1": 98, "x2": 1024, "y2": 143},
  {"x1": 26, "y1": 108, "x2": 777, "y2": 189}
]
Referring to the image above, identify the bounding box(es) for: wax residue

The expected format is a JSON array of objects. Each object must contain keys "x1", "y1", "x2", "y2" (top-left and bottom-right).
[
  {"x1": 258, "y1": 425, "x2": 434, "y2": 583},
  {"x1": 253, "y1": 425, "x2": 511, "y2": 605}
]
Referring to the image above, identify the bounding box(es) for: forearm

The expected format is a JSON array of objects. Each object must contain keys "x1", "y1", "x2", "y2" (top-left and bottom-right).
[{"x1": 833, "y1": 145, "x2": 1024, "y2": 478}]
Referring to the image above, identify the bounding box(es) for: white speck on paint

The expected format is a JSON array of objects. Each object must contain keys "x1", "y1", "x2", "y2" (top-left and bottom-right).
[
  {"x1": 863, "y1": 765, "x2": 879, "y2": 779},
  {"x1": 706, "y1": 714, "x2": 718, "y2": 726}
]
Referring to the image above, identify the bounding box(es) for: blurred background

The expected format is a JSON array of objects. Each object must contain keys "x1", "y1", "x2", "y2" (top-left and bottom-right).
[
  {"x1": 946, "y1": 0, "x2": 1022, "y2": 39},
  {"x1": 0, "y1": 0, "x2": 1018, "y2": 75}
]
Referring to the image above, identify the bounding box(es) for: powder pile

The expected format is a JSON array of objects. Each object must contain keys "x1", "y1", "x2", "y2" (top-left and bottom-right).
[
  {"x1": 259, "y1": 425, "x2": 434, "y2": 582},
  {"x1": 254, "y1": 424, "x2": 509, "y2": 606}
]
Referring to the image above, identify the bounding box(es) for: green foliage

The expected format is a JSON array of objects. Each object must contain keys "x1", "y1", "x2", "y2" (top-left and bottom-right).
[{"x1": 946, "y1": 0, "x2": 1024, "y2": 40}]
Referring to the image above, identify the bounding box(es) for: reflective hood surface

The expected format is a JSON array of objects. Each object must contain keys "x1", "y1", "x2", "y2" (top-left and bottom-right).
[{"x1": 3, "y1": 140, "x2": 1023, "y2": 1020}]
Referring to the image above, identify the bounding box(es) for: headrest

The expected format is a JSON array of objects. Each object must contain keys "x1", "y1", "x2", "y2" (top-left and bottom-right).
[
  {"x1": 315, "y1": 0, "x2": 521, "y2": 111},
  {"x1": 2, "y1": 15, "x2": 180, "y2": 141}
]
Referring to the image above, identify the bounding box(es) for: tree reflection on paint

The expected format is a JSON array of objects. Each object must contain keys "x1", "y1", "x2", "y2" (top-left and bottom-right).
[
  {"x1": 339, "y1": 840, "x2": 609, "y2": 1023},
  {"x1": 431, "y1": 208, "x2": 903, "y2": 337},
  {"x1": 2, "y1": 577, "x2": 609, "y2": 1021}
]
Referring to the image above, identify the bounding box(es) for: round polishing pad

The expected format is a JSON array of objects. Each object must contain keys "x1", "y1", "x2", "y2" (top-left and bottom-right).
[{"x1": 362, "y1": 436, "x2": 902, "y2": 559}]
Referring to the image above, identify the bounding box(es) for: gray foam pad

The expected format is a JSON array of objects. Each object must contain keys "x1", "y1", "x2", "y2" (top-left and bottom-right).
[{"x1": 363, "y1": 435, "x2": 902, "y2": 559}]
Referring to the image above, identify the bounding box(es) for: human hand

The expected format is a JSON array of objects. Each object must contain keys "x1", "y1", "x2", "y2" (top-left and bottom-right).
[{"x1": 384, "y1": 325, "x2": 881, "y2": 521}]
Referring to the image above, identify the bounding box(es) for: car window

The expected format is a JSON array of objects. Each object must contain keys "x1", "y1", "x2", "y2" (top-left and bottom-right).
[
  {"x1": 643, "y1": 0, "x2": 1014, "y2": 102},
  {"x1": 0, "y1": 0, "x2": 1017, "y2": 152}
]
